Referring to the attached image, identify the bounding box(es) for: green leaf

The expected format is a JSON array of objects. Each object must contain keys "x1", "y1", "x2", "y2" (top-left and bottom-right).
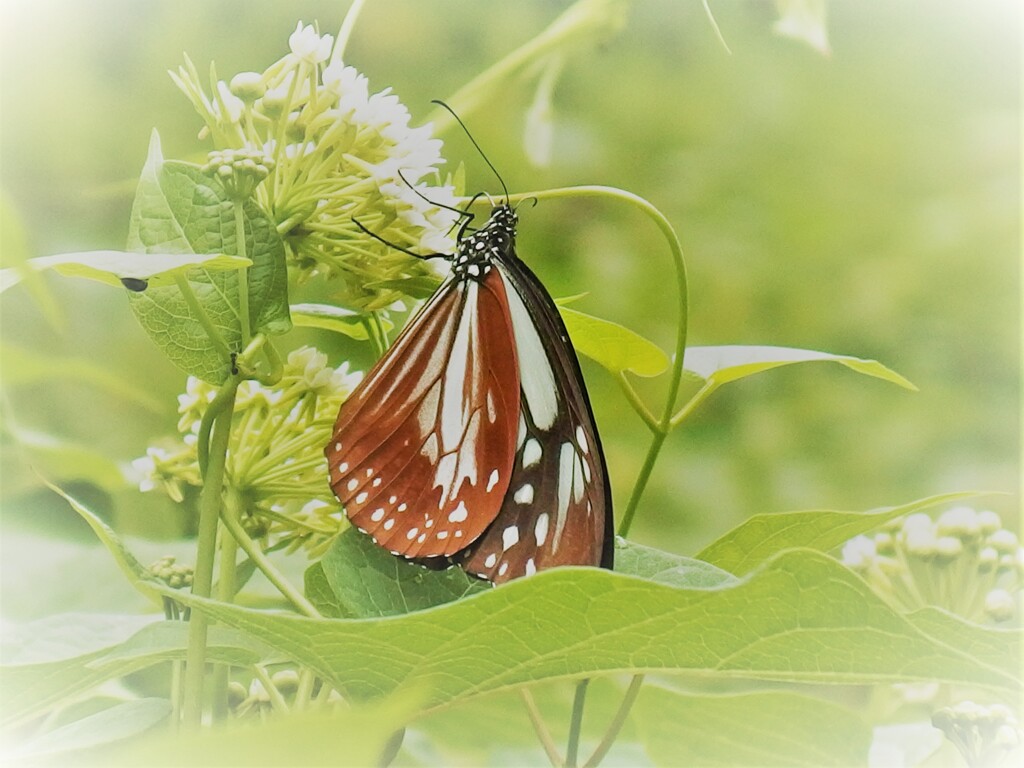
[
  {"x1": 559, "y1": 305, "x2": 669, "y2": 377},
  {"x1": 614, "y1": 537, "x2": 738, "y2": 588},
  {"x1": 160, "y1": 549, "x2": 1019, "y2": 715},
  {"x1": 11, "y1": 698, "x2": 171, "y2": 760},
  {"x1": 88, "y1": 621, "x2": 273, "y2": 669},
  {"x1": 0, "y1": 250, "x2": 251, "y2": 292},
  {"x1": 125, "y1": 131, "x2": 290, "y2": 384},
  {"x1": 0, "y1": 342, "x2": 164, "y2": 412},
  {"x1": 290, "y1": 302, "x2": 393, "y2": 341},
  {"x1": 0, "y1": 193, "x2": 63, "y2": 329},
  {"x1": 683, "y1": 345, "x2": 917, "y2": 390},
  {"x1": 46, "y1": 481, "x2": 161, "y2": 599},
  {"x1": 99, "y1": 693, "x2": 420, "y2": 767},
  {"x1": 697, "y1": 492, "x2": 979, "y2": 576},
  {"x1": 304, "y1": 561, "x2": 345, "y2": 618},
  {"x1": 5, "y1": 425, "x2": 126, "y2": 492},
  {"x1": 317, "y1": 528, "x2": 490, "y2": 618},
  {"x1": 365, "y1": 275, "x2": 443, "y2": 299},
  {"x1": 907, "y1": 607, "x2": 1023, "y2": 675},
  {"x1": 634, "y1": 686, "x2": 870, "y2": 767}
]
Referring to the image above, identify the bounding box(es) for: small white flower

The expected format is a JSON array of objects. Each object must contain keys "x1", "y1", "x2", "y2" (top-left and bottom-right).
[
  {"x1": 841, "y1": 535, "x2": 876, "y2": 570},
  {"x1": 216, "y1": 81, "x2": 244, "y2": 124},
  {"x1": 289, "y1": 22, "x2": 333, "y2": 64},
  {"x1": 984, "y1": 588, "x2": 1015, "y2": 621}
]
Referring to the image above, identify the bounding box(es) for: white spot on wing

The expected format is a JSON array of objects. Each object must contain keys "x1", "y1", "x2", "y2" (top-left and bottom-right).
[
  {"x1": 525, "y1": 558, "x2": 537, "y2": 576},
  {"x1": 383, "y1": 519, "x2": 395, "y2": 531},
  {"x1": 486, "y1": 469, "x2": 500, "y2": 492},
  {"x1": 448, "y1": 501, "x2": 468, "y2": 523},
  {"x1": 502, "y1": 525, "x2": 520, "y2": 551},
  {"x1": 573, "y1": 452, "x2": 585, "y2": 503},
  {"x1": 371, "y1": 509, "x2": 385, "y2": 522},
  {"x1": 514, "y1": 484, "x2": 534, "y2": 504},
  {"x1": 484, "y1": 553, "x2": 497, "y2": 568},
  {"x1": 576, "y1": 425, "x2": 589, "y2": 454},
  {"x1": 498, "y1": 562, "x2": 509, "y2": 577},
  {"x1": 554, "y1": 443, "x2": 574, "y2": 549},
  {"x1": 440, "y1": 282, "x2": 478, "y2": 451},
  {"x1": 535, "y1": 513, "x2": 549, "y2": 546},
  {"x1": 523, "y1": 438, "x2": 542, "y2": 468},
  {"x1": 347, "y1": 478, "x2": 358, "y2": 492},
  {"x1": 356, "y1": 491, "x2": 368, "y2": 504}
]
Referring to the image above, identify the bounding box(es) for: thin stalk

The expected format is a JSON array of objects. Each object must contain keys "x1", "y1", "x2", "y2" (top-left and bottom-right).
[
  {"x1": 617, "y1": 373, "x2": 659, "y2": 434},
  {"x1": 174, "y1": 275, "x2": 232, "y2": 360},
  {"x1": 233, "y1": 203, "x2": 252, "y2": 347},
  {"x1": 332, "y1": 0, "x2": 368, "y2": 65},
  {"x1": 583, "y1": 675, "x2": 645, "y2": 768},
  {"x1": 210, "y1": 525, "x2": 239, "y2": 722},
  {"x1": 565, "y1": 678, "x2": 591, "y2": 768},
  {"x1": 220, "y1": 504, "x2": 322, "y2": 618},
  {"x1": 519, "y1": 689, "x2": 563, "y2": 767},
  {"x1": 295, "y1": 669, "x2": 317, "y2": 711},
  {"x1": 669, "y1": 380, "x2": 718, "y2": 430},
  {"x1": 252, "y1": 664, "x2": 291, "y2": 714},
  {"x1": 182, "y1": 379, "x2": 239, "y2": 728}
]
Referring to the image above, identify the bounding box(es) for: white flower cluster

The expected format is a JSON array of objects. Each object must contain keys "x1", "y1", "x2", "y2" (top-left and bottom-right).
[
  {"x1": 171, "y1": 22, "x2": 459, "y2": 310},
  {"x1": 129, "y1": 346, "x2": 363, "y2": 554},
  {"x1": 842, "y1": 506, "x2": 1023, "y2": 623}
]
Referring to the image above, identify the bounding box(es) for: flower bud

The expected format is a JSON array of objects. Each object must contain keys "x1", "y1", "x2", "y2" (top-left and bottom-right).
[
  {"x1": 935, "y1": 536, "x2": 964, "y2": 563},
  {"x1": 938, "y1": 506, "x2": 980, "y2": 539},
  {"x1": 988, "y1": 529, "x2": 1018, "y2": 554},
  {"x1": 977, "y1": 509, "x2": 1002, "y2": 534},
  {"x1": 984, "y1": 589, "x2": 1015, "y2": 622},
  {"x1": 230, "y1": 71, "x2": 265, "y2": 102},
  {"x1": 271, "y1": 669, "x2": 300, "y2": 695},
  {"x1": 978, "y1": 546, "x2": 999, "y2": 572}
]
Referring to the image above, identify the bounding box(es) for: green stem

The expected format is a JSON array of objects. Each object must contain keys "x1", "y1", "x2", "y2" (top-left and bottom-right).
[
  {"x1": 519, "y1": 688, "x2": 563, "y2": 767},
  {"x1": 211, "y1": 515, "x2": 239, "y2": 722},
  {"x1": 461, "y1": 186, "x2": 689, "y2": 538},
  {"x1": 583, "y1": 675, "x2": 645, "y2": 768},
  {"x1": 197, "y1": 379, "x2": 242, "y2": 480},
  {"x1": 617, "y1": 373, "x2": 658, "y2": 433},
  {"x1": 565, "y1": 678, "x2": 591, "y2": 768},
  {"x1": 182, "y1": 378, "x2": 239, "y2": 728},
  {"x1": 219, "y1": 503, "x2": 322, "y2": 618},
  {"x1": 174, "y1": 274, "x2": 232, "y2": 360},
  {"x1": 332, "y1": 0, "x2": 368, "y2": 64},
  {"x1": 252, "y1": 664, "x2": 290, "y2": 713},
  {"x1": 669, "y1": 380, "x2": 718, "y2": 429},
  {"x1": 233, "y1": 203, "x2": 252, "y2": 348}
]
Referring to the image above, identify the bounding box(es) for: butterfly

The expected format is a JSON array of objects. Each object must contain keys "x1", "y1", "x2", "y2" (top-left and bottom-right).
[{"x1": 325, "y1": 113, "x2": 612, "y2": 583}]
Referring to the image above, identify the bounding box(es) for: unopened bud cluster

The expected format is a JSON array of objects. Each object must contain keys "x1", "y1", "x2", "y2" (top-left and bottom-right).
[
  {"x1": 130, "y1": 347, "x2": 362, "y2": 554},
  {"x1": 202, "y1": 148, "x2": 275, "y2": 200},
  {"x1": 171, "y1": 21, "x2": 459, "y2": 310},
  {"x1": 932, "y1": 701, "x2": 1020, "y2": 768},
  {"x1": 149, "y1": 556, "x2": 194, "y2": 589},
  {"x1": 842, "y1": 506, "x2": 1022, "y2": 622}
]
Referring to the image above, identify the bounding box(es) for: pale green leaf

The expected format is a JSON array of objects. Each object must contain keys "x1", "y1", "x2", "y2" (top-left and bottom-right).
[
  {"x1": 290, "y1": 302, "x2": 393, "y2": 341},
  {"x1": 698, "y1": 491, "x2": 977, "y2": 576},
  {"x1": 559, "y1": 305, "x2": 669, "y2": 377},
  {"x1": 614, "y1": 537, "x2": 738, "y2": 588},
  {"x1": 11, "y1": 698, "x2": 171, "y2": 760},
  {"x1": 6, "y1": 426, "x2": 126, "y2": 492},
  {"x1": 0, "y1": 193, "x2": 63, "y2": 329},
  {"x1": 0, "y1": 342, "x2": 165, "y2": 412},
  {"x1": 774, "y1": 0, "x2": 831, "y2": 56},
  {"x1": 0, "y1": 250, "x2": 251, "y2": 293},
  {"x1": 125, "y1": 131, "x2": 291, "y2": 384},
  {"x1": 161, "y1": 549, "x2": 1019, "y2": 715},
  {"x1": 634, "y1": 687, "x2": 870, "y2": 767},
  {"x1": 683, "y1": 345, "x2": 917, "y2": 390},
  {"x1": 88, "y1": 621, "x2": 273, "y2": 669}
]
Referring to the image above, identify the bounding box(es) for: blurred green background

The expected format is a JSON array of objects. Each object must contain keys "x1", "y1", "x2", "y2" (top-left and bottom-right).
[{"x1": 1, "y1": 0, "x2": 1019, "y2": 574}]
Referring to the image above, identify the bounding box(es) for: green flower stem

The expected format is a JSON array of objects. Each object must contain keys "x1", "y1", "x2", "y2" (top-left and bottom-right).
[
  {"x1": 174, "y1": 274, "x2": 232, "y2": 361},
  {"x1": 583, "y1": 675, "x2": 645, "y2": 768},
  {"x1": 565, "y1": 678, "x2": 591, "y2": 768},
  {"x1": 252, "y1": 664, "x2": 290, "y2": 713},
  {"x1": 182, "y1": 378, "x2": 239, "y2": 728},
  {"x1": 211, "y1": 508, "x2": 239, "y2": 723},
  {"x1": 233, "y1": 203, "x2": 252, "y2": 347},
  {"x1": 294, "y1": 669, "x2": 316, "y2": 711},
  {"x1": 617, "y1": 373, "x2": 658, "y2": 433},
  {"x1": 332, "y1": 0, "x2": 368, "y2": 65},
  {"x1": 462, "y1": 186, "x2": 689, "y2": 538},
  {"x1": 669, "y1": 379, "x2": 718, "y2": 429},
  {"x1": 219, "y1": 501, "x2": 322, "y2": 618},
  {"x1": 519, "y1": 688, "x2": 563, "y2": 768},
  {"x1": 429, "y1": 0, "x2": 624, "y2": 133}
]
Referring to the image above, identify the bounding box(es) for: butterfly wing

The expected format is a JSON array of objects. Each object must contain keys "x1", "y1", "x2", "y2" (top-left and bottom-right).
[
  {"x1": 325, "y1": 269, "x2": 521, "y2": 558},
  {"x1": 456, "y1": 255, "x2": 614, "y2": 582}
]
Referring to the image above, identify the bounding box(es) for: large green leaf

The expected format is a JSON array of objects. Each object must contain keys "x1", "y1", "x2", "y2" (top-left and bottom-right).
[
  {"x1": 4, "y1": 426, "x2": 126, "y2": 492},
  {"x1": 314, "y1": 528, "x2": 490, "y2": 618},
  {"x1": 0, "y1": 193, "x2": 63, "y2": 329},
  {"x1": 559, "y1": 305, "x2": 669, "y2": 377},
  {"x1": 698, "y1": 492, "x2": 978, "y2": 576},
  {"x1": 98, "y1": 692, "x2": 421, "y2": 767},
  {"x1": 161, "y1": 549, "x2": 1020, "y2": 715},
  {"x1": 614, "y1": 537, "x2": 738, "y2": 588},
  {"x1": 634, "y1": 686, "x2": 870, "y2": 766},
  {"x1": 9, "y1": 698, "x2": 171, "y2": 761},
  {"x1": 125, "y1": 131, "x2": 291, "y2": 383},
  {"x1": 290, "y1": 302, "x2": 393, "y2": 341},
  {"x1": 683, "y1": 345, "x2": 917, "y2": 390}
]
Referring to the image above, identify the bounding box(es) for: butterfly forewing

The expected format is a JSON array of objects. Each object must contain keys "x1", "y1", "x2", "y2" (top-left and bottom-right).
[
  {"x1": 326, "y1": 268, "x2": 521, "y2": 558},
  {"x1": 456, "y1": 256, "x2": 613, "y2": 582}
]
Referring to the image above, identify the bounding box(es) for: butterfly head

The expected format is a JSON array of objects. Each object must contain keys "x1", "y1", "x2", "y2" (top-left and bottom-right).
[{"x1": 453, "y1": 204, "x2": 518, "y2": 278}]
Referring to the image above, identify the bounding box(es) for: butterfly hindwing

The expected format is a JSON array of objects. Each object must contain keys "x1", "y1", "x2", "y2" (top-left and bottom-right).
[{"x1": 456, "y1": 255, "x2": 613, "y2": 582}]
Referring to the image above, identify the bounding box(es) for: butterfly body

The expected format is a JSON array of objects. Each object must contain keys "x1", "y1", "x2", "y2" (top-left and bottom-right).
[{"x1": 326, "y1": 203, "x2": 612, "y2": 583}]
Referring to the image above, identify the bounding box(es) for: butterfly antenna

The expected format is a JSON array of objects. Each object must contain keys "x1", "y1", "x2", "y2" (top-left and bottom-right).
[
  {"x1": 352, "y1": 218, "x2": 444, "y2": 261},
  {"x1": 431, "y1": 100, "x2": 510, "y2": 204},
  {"x1": 396, "y1": 169, "x2": 475, "y2": 222}
]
